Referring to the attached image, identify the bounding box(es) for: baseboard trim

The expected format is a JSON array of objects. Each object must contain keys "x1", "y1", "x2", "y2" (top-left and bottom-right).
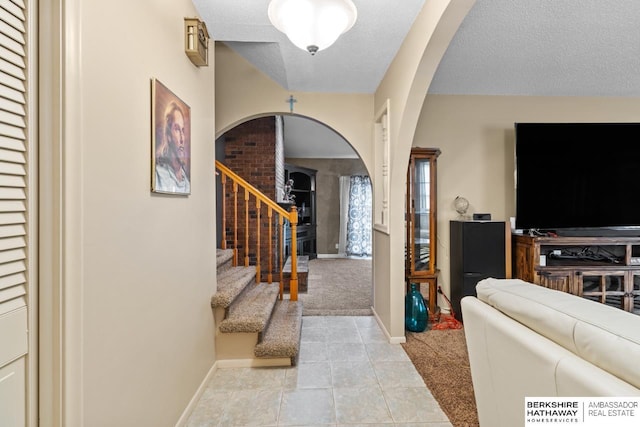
[
  {"x1": 316, "y1": 253, "x2": 345, "y2": 259},
  {"x1": 174, "y1": 362, "x2": 218, "y2": 427},
  {"x1": 174, "y1": 356, "x2": 294, "y2": 426},
  {"x1": 216, "y1": 358, "x2": 293, "y2": 368},
  {"x1": 371, "y1": 307, "x2": 406, "y2": 344},
  {"x1": 317, "y1": 253, "x2": 372, "y2": 260}
]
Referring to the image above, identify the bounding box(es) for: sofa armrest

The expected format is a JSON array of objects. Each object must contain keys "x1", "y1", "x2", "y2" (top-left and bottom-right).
[
  {"x1": 462, "y1": 296, "x2": 566, "y2": 426},
  {"x1": 461, "y1": 295, "x2": 640, "y2": 427},
  {"x1": 475, "y1": 278, "x2": 640, "y2": 389}
]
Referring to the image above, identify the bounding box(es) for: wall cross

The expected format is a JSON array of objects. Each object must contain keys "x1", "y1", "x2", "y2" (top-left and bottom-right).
[{"x1": 286, "y1": 95, "x2": 297, "y2": 112}]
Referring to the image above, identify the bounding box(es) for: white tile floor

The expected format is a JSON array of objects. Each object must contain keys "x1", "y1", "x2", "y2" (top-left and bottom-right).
[{"x1": 187, "y1": 316, "x2": 452, "y2": 427}]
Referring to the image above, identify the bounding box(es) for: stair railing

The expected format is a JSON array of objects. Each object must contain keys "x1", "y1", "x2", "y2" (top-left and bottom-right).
[{"x1": 215, "y1": 160, "x2": 299, "y2": 301}]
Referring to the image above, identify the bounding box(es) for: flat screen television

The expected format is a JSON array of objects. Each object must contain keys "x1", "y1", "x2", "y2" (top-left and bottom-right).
[{"x1": 515, "y1": 122, "x2": 640, "y2": 236}]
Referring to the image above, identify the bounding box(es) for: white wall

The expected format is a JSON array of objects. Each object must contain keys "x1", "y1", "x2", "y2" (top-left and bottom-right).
[
  {"x1": 373, "y1": 0, "x2": 475, "y2": 337},
  {"x1": 43, "y1": 4, "x2": 640, "y2": 423},
  {"x1": 416, "y1": 94, "x2": 640, "y2": 309},
  {"x1": 43, "y1": 0, "x2": 640, "y2": 424},
  {"x1": 214, "y1": 1, "x2": 475, "y2": 341},
  {"x1": 215, "y1": 44, "x2": 374, "y2": 171},
  {"x1": 43, "y1": 0, "x2": 217, "y2": 424}
]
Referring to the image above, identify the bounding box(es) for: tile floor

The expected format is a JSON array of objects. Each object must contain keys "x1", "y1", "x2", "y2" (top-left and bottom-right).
[{"x1": 187, "y1": 316, "x2": 452, "y2": 427}]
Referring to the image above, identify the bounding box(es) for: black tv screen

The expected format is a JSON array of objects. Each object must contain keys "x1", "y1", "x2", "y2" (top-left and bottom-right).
[{"x1": 515, "y1": 122, "x2": 640, "y2": 235}]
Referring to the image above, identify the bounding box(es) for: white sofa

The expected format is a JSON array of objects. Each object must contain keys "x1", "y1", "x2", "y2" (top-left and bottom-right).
[{"x1": 461, "y1": 278, "x2": 640, "y2": 427}]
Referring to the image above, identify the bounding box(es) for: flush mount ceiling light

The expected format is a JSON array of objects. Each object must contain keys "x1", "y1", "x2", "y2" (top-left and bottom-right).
[{"x1": 268, "y1": 0, "x2": 357, "y2": 55}]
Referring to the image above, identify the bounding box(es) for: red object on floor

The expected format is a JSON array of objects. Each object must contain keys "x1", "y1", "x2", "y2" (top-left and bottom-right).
[
  {"x1": 430, "y1": 285, "x2": 463, "y2": 330},
  {"x1": 431, "y1": 313, "x2": 463, "y2": 330}
]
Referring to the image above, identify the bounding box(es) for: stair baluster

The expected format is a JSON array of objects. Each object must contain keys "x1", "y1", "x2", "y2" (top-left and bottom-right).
[
  {"x1": 278, "y1": 215, "x2": 284, "y2": 299},
  {"x1": 255, "y1": 198, "x2": 261, "y2": 282},
  {"x1": 267, "y1": 206, "x2": 273, "y2": 284},
  {"x1": 244, "y1": 187, "x2": 249, "y2": 267},
  {"x1": 232, "y1": 181, "x2": 238, "y2": 266},
  {"x1": 215, "y1": 160, "x2": 299, "y2": 301}
]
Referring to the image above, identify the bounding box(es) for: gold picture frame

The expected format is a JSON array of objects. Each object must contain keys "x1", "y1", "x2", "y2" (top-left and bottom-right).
[{"x1": 151, "y1": 78, "x2": 191, "y2": 195}]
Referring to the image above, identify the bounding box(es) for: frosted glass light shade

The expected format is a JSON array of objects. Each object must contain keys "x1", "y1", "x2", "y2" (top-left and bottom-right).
[{"x1": 268, "y1": 0, "x2": 357, "y2": 55}]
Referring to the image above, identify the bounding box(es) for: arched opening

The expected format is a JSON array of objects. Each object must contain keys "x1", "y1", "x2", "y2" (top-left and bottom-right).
[{"x1": 215, "y1": 114, "x2": 373, "y2": 315}]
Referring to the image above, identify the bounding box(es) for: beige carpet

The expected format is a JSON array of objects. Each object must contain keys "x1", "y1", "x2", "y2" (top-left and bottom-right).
[
  {"x1": 402, "y1": 328, "x2": 479, "y2": 427},
  {"x1": 299, "y1": 257, "x2": 373, "y2": 316}
]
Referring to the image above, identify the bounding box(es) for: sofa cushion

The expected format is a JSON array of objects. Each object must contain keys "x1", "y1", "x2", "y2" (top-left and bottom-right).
[{"x1": 475, "y1": 278, "x2": 640, "y2": 389}]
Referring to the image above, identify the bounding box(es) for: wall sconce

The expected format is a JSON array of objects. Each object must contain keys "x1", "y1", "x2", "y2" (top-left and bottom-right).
[{"x1": 184, "y1": 17, "x2": 210, "y2": 67}]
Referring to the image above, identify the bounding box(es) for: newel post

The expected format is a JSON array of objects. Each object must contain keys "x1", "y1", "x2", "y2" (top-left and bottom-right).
[{"x1": 289, "y1": 205, "x2": 299, "y2": 301}]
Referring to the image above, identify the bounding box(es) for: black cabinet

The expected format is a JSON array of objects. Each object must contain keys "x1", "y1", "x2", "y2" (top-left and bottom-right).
[
  {"x1": 284, "y1": 164, "x2": 317, "y2": 259},
  {"x1": 450, "y1": 220, "x2": 511, "y2": 321}
]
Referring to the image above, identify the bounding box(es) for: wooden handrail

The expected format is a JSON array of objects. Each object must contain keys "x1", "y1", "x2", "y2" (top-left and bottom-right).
[
  {"x1": 215, "y1": 160, "x2": 299, "y2": 301},
  {"x1": 216, "y1": 161, "x2": 291, "y2": 218}
]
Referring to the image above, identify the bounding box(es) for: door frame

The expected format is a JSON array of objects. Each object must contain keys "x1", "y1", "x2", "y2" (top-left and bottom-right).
[{"x1": 38, "y1": 0, "x2": 84, "y2": 425}]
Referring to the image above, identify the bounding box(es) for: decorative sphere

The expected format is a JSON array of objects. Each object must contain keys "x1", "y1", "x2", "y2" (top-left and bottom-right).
[{"x1": 454, "y1": 196, "x2": 469, "y2": 215}]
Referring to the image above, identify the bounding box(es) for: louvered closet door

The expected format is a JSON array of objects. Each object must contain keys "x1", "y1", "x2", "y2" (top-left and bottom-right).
[{"x1": 0, "y1": 0, "x2": 30, "y2": 425}]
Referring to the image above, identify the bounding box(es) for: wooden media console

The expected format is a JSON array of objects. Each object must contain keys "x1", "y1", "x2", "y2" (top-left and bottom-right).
[{"x1": 513, "y1": 234, "x2": 640, "y2": 314}]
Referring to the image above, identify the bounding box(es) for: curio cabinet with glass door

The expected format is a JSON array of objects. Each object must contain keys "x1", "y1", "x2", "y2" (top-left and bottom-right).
[{"x1": 405, "y1": 147, "x2": 440, "y2": 317}]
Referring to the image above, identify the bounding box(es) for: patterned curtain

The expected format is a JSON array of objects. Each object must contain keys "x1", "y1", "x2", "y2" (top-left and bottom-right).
[{"x1": 346, "y1": 175, "x2": 372, "y2": 256}]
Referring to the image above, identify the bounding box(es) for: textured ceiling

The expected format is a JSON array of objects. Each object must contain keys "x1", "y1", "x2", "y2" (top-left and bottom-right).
[
  {"x1": 197, "y1": 0, "x2": 640, "y2": 157},
  {"x1": 429, "y1": 0, "x2": 640, "y2": 97},
  {"x1": 193, "y1": 0, "x2": 425, "y2": 93},
  {"x1": 195, "y1": 0, "x2": 640, "y2": 96}
]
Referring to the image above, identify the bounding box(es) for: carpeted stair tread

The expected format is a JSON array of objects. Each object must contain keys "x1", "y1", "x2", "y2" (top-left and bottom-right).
[
  {"x1": 216, "y1": 249, "x2": 234, "y2": 273},
  {"x1": 211, "y1": 266, "x2": 257, "y2": 308},
  {"x1": 254, "y1": 300, "x2": 303, "y2": 361},
  {"x1": 218, "y1": 282, "x2": 279, "y2": 333}
]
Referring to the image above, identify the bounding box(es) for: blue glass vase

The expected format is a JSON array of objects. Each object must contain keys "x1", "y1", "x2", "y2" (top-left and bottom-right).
[{"x1": 405, "y1": 283, "x2": 428, "y2": 332}]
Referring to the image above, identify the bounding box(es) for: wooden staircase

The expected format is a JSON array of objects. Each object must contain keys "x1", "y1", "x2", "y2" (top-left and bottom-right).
[
  {"x1": 212, "y1": 248, "x2": 303, "y2": 366},
  {"x1": 213, "y1": 160, "x2": 304, "y2": 366}
]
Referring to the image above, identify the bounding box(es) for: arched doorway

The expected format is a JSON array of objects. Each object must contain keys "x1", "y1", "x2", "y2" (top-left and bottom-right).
[{"x1": 215, "y1": 114, "x2": 373, "y2": 315}]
